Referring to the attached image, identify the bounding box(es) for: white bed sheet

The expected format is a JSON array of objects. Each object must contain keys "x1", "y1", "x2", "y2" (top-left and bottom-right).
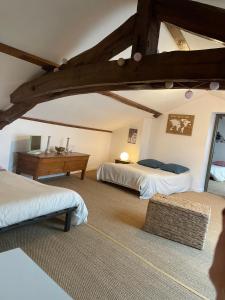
[
  {"x1": 97, "y1": 163, "x2": 192, "y2": 200},
  {"x1": 210, "y1": 165, "x2": 225, "y2": 182},
  {"x1": 0, "y1": 171, "x2": 88, "y2": 228}
]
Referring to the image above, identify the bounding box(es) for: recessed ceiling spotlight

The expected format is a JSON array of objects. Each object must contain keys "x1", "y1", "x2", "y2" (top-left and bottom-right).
[
  {"x1": 133, "y1": 52, "x2": 142, "y2": 62},
  {"x1": 165, "y1": 81, "x2": 174, "y2": 89},
  {"x1": 209, "y1": 81, "x2": 220, "y2": 90},
  {"x1": 185, "y1": 90, "x2": 193, "y2": 100},
  {"x1": 117, "y1": 58, "x2": 125, "y2": 67}
]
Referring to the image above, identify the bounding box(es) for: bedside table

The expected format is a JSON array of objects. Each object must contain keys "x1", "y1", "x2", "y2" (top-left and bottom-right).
[{"x1": 115, "y1": 159, "x2": 131, "y2": 164}]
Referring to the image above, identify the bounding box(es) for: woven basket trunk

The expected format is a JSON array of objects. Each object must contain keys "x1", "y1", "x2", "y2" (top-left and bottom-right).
[{"x1": 143, "y1": 194, "x2": 211, "y2": 250}]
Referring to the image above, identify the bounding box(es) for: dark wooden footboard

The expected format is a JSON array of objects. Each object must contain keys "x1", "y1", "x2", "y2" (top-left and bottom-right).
[{"x1": 0, "y1": 206, "x2": 77, "y2": 233}]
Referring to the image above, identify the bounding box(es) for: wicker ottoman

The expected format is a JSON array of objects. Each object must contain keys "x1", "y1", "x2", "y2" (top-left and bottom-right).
[{"x1": 143, "y1": 194, "x2": 211, "y2": 250}]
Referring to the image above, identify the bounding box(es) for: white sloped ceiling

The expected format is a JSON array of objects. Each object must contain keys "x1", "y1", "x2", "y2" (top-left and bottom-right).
[{"x1": 0, "y1": 0, "x2": 225, "y2": 131}]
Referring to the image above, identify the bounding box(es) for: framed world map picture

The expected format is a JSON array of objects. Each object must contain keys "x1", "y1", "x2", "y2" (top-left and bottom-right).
[{"x1": 166, "y1": 114, "x2": 195, "y2": 136}]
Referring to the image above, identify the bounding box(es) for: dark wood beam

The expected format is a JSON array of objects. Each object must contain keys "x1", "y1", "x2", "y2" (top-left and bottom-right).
[
  {"x1": 164, "y1": 23, "x2": 190, "y2": 51},
  {"x1": 7, "y1": 80, "x2": 217, "y2": 109},
  {"x1": 155, "y1": 0, "x2": 225, "y2": 43},
  {"x1": 0, "y1": 103, "x2": 36, "y2": 129},
  {"x1": 100, "y1": 91, "x2": 161, "y2": 118},
  {"x1": 20, "y1": 117, "x2": 112, "y2": 133},
  {"x1": 0, "y1": 42, "x2": 59, "y2": 71},
  {"x1": 4, "y1": 0, "x2": 225, "y2": 130},
  {"x1": 11, "y1": 48, "x2": 225, "y2": 105},
  {"x1": 132, "y1": 0, "x2": 160, "y2": 55},
  {"x1": 66, "y1": 14, "x2": 136, "y2": 67}
]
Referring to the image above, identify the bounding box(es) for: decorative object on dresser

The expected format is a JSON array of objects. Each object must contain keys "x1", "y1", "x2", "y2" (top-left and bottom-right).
[
  {"x1": 45, "y1": 136, "x2": 51, "y2": 154},
  {"x1": 28, "y1": 136, "x2": 42, "y2": 154},
  {"x1": 16, "y1": 152, "x2": 89, "y2": 180},
  {"x1": 166, "y1": 114, "x2": 195, "y2": 136},
  {"x1": 65, "y1": 137, "x2": 70, "y2": 152},
  {"x1": 115, "y1": 159, "x2": 131, "y2": 164},
  {"x1": 55, "y1": 146, "x2": 65, "y2": 155}
]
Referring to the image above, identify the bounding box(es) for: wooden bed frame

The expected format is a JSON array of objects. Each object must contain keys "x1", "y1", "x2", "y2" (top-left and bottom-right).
[{"x1": 0, "y1": 206, "x2": 77, "y2": 233}]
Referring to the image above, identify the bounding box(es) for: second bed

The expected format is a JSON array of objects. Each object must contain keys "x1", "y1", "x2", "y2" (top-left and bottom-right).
[{"x1": 97, "y1": 162, "x2": 192, "y2": 200}]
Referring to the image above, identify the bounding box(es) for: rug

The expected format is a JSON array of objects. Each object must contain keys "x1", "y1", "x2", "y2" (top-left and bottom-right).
[{"x1": 42, "y1": 171, "x2": 225, "y2": 299}]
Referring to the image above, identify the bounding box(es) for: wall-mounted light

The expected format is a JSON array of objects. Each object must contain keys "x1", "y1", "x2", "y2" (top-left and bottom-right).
[{"x1": 120, "y1": 152, "x2": 129, "y2": 161}]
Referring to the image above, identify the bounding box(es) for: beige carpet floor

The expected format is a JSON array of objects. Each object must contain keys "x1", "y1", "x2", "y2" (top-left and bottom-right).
[
  {"x1": 0, "y1": 221, "x2": 200, "y2": 300},
  {"x1": 208, "y1": 179, "x2": 225, "y2": 197},
  {"x1": 0, "y1": 171, "x2": 224, "y2": 299},
  {"x1": 44, "y1": 171, "x2": 225, "y2": 300}
]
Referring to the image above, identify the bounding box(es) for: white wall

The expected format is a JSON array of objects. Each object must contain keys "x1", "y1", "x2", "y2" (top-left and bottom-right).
[
  {"x1": 109, "y1": 119, "x2": 143, "y2": 163},
  {"x1": 0, "y1": 119, "x2": 112, "y2": 172},
  {"x1": 213, "y1": 117, "x2": 225, "y2": 161},
  {"x1": 145, "y1": 94, "x2": 225, "y2": 192},
  {"x1": 2, "y1": 93, "x2": 225, "y2": 193},
  {"x1": 139, "y1": 118, "x2": 155, "y2": 160},
  {"x1": 109, "y1": 118, "x2": 153, "y2": 163}
]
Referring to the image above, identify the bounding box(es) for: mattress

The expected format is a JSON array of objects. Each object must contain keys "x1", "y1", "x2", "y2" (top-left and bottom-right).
[
  {"x1": 210, "y1": 164, "x2": 225, "y2": 182},
  {"x1": 97, "y1": 163, "x2": 192, "y2": 200},
  {"x1": 0, "y1": 171, "x2": 88, "y2": 228}
]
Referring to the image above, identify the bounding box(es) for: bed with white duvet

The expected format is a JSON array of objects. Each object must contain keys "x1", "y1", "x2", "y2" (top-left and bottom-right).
[
  {"x1": 210, "y1": 164, "x2": 225, "y2": 182},
  {"x1": 0, "y1": 170, "x2": 88, "y2": 229},
  {"x1": 97, "y1": 163, "x2": 192, "y2": 200}
]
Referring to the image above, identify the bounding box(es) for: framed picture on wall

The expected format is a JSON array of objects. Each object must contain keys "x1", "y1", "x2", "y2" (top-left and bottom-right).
[
  {"x1": 128, "y1": 128, "x2": 138, "y2": 144},
  {"x1": 166, "y1": 114, "x2": 195, "y2": 136}
]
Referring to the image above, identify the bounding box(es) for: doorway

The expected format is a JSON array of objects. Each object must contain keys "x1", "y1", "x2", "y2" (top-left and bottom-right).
[{"x1": 205, "y1": 114, "x2": 225, "y2": 196}]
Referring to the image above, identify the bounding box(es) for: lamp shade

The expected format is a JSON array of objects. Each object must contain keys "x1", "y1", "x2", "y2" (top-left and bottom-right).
[{"x1": 120, "y1": 152, "x2": 129, "y2": 161}]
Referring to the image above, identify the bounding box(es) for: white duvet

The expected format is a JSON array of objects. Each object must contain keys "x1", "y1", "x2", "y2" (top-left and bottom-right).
[
  {"x1": 0, "y1": 171, "x2": 88, "y2": 228},
  {"x1": 210, "y1": 165, "x2": 225, "y2": 182},
  {"x1": 97, "y1": 163, "x2": 192, "y2": 200}
]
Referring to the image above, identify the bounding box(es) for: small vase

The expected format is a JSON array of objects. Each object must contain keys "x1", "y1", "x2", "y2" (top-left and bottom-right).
[
  {"x1": 65, "y1": 137, "x2": 70, "y2": 152},
  {"x1": 45, "y1": 136, "x2": 51, "y2": 153}
]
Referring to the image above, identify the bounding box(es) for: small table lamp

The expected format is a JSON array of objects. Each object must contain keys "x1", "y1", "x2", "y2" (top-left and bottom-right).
[{"x1": 120, "y1": 152, "x2": 129, "y2": 162}]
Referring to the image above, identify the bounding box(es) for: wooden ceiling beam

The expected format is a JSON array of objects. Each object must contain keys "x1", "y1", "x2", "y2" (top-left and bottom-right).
[
  {"x1": 0, "y1": 102, "x2": 36, "y2": 129},
  {"x1": 11, "y1": 48, "x2": 225, "y2": 105},
  {"x1": 0, "y1": 42, "x2": 59, "y2": 71},
  {"x1": 0, "y1": 15, "x2": 138, "y2": 129},
  {"x1": 5, "y1": 80, "x2": 220, "y2": 110},
  {"x1": 20, "y1": 117, "x2": 112, "y2": 133},
  {"x1": 155, "y1": 0, "x2": 225, "y2": 43},
  {"x1": 164, "y1": 23, "x2": 190, "y2": 51},
  {"x1": 66, "y1": 14, "x2": 136, "y2": 67},
  {"x1": 99, "y1": 91, "x2": 161, "y2": 118},
  {"x1": 4, "y1": 0, "x2": 225, "y2": 131},
  {"x1": 132, "y1": 0, "x2": 160, "y2": 56}
]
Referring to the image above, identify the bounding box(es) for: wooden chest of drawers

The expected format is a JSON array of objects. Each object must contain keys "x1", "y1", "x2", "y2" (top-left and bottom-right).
[{"x1": 16, "y1": 152, "x2": 90, "y2": 180}]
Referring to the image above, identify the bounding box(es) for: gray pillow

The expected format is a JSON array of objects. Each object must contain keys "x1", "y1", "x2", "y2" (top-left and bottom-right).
[
  {"x1": 137, "y1": 159, "x2": 164, "y2": 169},
  {"x1": 160, "y1": 163, "x2": 189, "y2": 174}
]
